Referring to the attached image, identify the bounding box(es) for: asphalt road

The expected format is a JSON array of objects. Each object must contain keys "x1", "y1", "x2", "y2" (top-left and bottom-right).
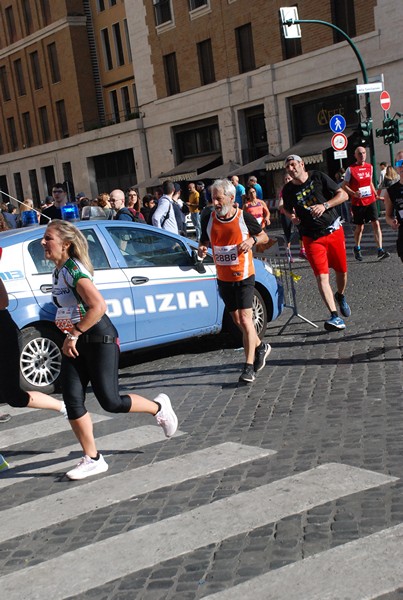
[{"x1": 1, "y1": 219, "x2": 403, "y2": 600}]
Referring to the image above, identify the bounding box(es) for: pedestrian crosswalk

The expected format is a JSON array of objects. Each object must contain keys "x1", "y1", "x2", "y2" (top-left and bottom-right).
[{"x1": 0, "y1": 407, "x2": 401, "y2": 599}]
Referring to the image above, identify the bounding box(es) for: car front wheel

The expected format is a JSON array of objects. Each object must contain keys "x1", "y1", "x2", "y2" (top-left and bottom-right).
[{"x1": 19, "y1": 325, "x2": 63, "y2": 394}]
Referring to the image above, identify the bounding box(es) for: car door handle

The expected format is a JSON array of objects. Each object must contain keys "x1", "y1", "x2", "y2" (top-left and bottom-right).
[
  {"x1": 131, "y1": 276, "x2": 149, "y2": 285},
  {"x1": 40, "y1": 284, "x2": 53, "y2": 293}
]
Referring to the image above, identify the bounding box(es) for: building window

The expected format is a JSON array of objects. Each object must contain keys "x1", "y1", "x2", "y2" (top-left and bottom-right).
[
  {"x1": 22, "y1": 112, "x2": 34, "y2": 147},
  {"x1": 14, "y1": 59, "x2": 26, "y2": 96},
  {"x1": 7, "y1": 117, "x2": 18, "y2": 151},
  {"x1": 62, "y1": 162, "x2": 75, "y2": 202},
  {"x1": 163, "y1": 52, "x2": 180, "y2": 96},
  {"x1": 175, "y1": 121, "x2": 220, "y2": 161},
  {"x1": 39, "y1": 0, "x2": 51, "y2": 26},
  {"x1": 29, "y1": 169, "x2": 40, "y2": 205},
  {"x1": 153, "y1": 0, "x2": 172, "y2": 26},
  {"x1": 39, "y1": 106, "x2": 50, "y2": 143},
  {"x1": 197, "y1": 39, "x2": 215, "y2": 85},
  {"x1": 30, "y1": 51, "x2": 43, "y2": 89},
  {"x1": 235, "y1": 23, "x2": 255, "y2": 73},
  {"x1": 109, "y1": 0, "x2": 117, "y2": 5},
  {"x1": 109, "y1": 90, "x2": 120, "y2": 123},
  {"x1": 101, "y1": 29, "x2": 113, "y2": 70},
  {"x1": 189, "y1": 0, "x2": 208, "y2": 10},
  {"x1": 5, "y1": 6, "x2": 17, "y2": 44},
  {"x1": 0, "y1": 66, "x2": 11, "y2": 101},
  {"x1": 123, "y1": 19, "x2": 132, "y2": 63},
  {"x1": 56, "y1": 100, "x2": 69, "y2": 138},
  {"x1": 22, "y1": 0, "x2": 33, "y2": 35},
  {"x1": 121, "y1": 86, "x2": 131, "y2": 118},
  {"x1": 47, "y1": 43, "x2": 61, "y2": 83},
  {"x1": 331, "y1": 0, "x2": 356, "y2": 41},
  {"x1": 0, "y1": 135, "x2": 4, "y2": 155},
  {"x1": 14, "y1": 172, "x2": 23, "y2": 201},
  {"x1": 112, "y1": 23, "x2": 125, "y2": 66},
  {"x1": 97, "y1": 0, "x2": 105, "y2": 10}
]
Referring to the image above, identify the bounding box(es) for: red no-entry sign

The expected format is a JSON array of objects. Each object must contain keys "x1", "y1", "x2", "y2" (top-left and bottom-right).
[{"x1": 380, "y1": 90, "x2": 391, "y2": 112}]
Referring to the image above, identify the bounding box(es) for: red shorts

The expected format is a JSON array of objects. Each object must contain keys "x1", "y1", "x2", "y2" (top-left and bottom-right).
[{"x1": 303, "y1": 227, "x2": 347, "y2": 276}]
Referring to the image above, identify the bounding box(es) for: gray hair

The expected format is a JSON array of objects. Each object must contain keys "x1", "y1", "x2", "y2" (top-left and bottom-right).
[{"x1": 211, "y1": 178, "x2": 236, "y2": 199}]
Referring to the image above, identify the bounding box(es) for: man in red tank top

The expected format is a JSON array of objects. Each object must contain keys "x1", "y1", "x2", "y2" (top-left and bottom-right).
[
  {"x1": 342, "y1": 146, "x2": 390, "y2": 261},
  {"x1": 198, "y1": 178, "x2": 270, "y2": 383}
]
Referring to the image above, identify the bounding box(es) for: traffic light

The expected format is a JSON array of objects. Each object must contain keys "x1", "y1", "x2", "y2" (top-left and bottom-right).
[
  {"x1": 393, "y1": 117, "x2": 403, "y2": 144},
  {"x1": 383, "y1": 118, "x2": 395, "y2": 144},
  {"x1": 358, "y1": 119, "x2": 372, "y2": 142}
]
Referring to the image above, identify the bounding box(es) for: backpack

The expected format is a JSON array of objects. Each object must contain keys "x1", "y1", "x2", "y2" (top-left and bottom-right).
[{"x1": 115, "y1": 208, "x2": 142, "y2": 222}]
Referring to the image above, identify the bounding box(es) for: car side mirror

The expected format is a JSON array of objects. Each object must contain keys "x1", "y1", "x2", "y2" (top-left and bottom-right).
[{"x1": 191, "y1": 249, "x2": 206, "y2": 273}]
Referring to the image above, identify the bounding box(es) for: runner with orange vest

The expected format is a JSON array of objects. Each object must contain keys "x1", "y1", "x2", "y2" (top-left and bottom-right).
[{"x1": 198, "y1": 178, "x2": 271, "y2": 383}]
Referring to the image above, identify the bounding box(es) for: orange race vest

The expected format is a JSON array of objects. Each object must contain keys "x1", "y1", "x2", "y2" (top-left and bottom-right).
[{"x1": 207, "y1": 209, "x2": 255, "y2": 282}]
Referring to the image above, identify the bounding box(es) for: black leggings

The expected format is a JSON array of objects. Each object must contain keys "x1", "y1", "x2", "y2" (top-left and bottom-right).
[
  {"x1": 0, "y1": 310, "x2": 30, "y2": 407},
  {"x1": 61, "y1": 315, "x2": 132, "y2": 420}
]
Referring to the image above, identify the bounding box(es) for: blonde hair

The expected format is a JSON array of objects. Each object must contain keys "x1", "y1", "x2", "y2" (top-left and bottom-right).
[
  {"x1": 20, "y1": 198, "x2": 34, "y2": 213},
  {"x1": 46, "y1": 220, "x2": 94, "y2": 275}
]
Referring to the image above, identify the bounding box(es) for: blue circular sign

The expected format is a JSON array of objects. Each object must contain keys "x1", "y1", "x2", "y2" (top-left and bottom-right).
[{"x1": 329, "y1": 114, "x2": 346, "y2": 133}]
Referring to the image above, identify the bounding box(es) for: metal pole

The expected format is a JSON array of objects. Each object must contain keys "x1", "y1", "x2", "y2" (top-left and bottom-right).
[{"x1": 284, "y1": 18, "x2": 377, "y2": 183}]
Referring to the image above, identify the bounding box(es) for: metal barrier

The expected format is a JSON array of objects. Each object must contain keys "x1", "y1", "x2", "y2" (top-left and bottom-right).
[{"x1": 254, "y1": 236, "x2": 318, "y2": 334}]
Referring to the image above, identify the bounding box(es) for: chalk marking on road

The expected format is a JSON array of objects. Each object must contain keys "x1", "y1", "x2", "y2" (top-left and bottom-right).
[
  {"x1": 0, "y1": 443, "x2": 275, "y2": 543},
  {"x1": 0, "y1": 463, "x2": 396, "y2": 600},
  {"x1": 203, "y1": 521, "x2": 403, "y2": 600},
  {"x1": 1, "y1": 412, "x2": 111, "y2": 447},
  {"x1": 0, "y1": 425, "x2": 185, "y2": 490}
]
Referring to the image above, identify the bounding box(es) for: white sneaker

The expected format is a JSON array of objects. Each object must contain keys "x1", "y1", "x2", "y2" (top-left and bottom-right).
[
  {"x1": 60, "y1": 401, "x2": 68, "y2": 419},
  {"x1": 66, "y1": 454, "x2": 108, "y2": 480},
  {"x1": 154, "y1": 393, "x2": 178, "y2": 438}
]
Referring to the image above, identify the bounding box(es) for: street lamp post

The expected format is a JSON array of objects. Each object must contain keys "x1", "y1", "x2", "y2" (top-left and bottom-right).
[{"x1": 281, "y1": 14, "x2": 377, "y2": 182}]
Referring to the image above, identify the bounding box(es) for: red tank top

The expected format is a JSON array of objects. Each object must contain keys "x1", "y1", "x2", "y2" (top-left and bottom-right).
[{"x1": 347, "y1": 163, "x2": 375, "y2": 206}]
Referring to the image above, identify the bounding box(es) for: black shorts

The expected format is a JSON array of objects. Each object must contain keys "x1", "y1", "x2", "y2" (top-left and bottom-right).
[
  {"x1": 352, "y1": 203, "x2": 379, "y2": 224},
  {"x1": 217, "y1": 275, "x2": 255, "y2": 313}
]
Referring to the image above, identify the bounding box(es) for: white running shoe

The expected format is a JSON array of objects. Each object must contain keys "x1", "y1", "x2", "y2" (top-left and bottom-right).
[
  {"x1": 60, "y1": 401, "x2": 68, "y2": 419},
  {"x1": 154, "y1": 393, "x2": 178, "y2": 438},
  {"x1": 66, "y1": 454, "x2": 108, "y2": 480}
]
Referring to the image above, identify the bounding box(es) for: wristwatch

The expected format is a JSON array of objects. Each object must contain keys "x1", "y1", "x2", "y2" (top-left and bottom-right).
[
  {"x1": 323, "y1": 202, "x2": 330, "y2": 210},
  {"x1": 251, "y1": 235, "x2": 258, "y2": 246}
]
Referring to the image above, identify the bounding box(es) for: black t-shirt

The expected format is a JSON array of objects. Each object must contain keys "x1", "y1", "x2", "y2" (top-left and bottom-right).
[
  {"x1": 387, "y1": 180, "x2": 403, "y2": 224},
  {"x1": 282, "y1": 170, "x2": 340, "y2": 239},
  {"x1": 200, "y1": 208, "x2": 262, "y2": 245},
  {"x1": 39, "y1": 205, "x2": 62, "y2": 225}
]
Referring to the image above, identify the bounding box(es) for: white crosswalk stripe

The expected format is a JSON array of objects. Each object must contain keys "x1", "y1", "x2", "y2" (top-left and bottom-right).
[
  {"x1": 0, "y1": 409, "x2": 400, "y2": 600},
  {"x1": 204, "y1": 523, "x2": 403, "y2": 600}
]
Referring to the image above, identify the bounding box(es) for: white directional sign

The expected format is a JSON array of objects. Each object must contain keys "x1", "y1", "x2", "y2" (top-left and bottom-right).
[
  {"x1": 356, "y1": 82, "x2": 383, "y2": 94},
  {"x1": 331, "y1": 133, "x2": 348, "y2": 151},
  {"x1": 334, "y1": 150, "x2": 348, "y2": 159},
  {"x1": 280, "y1": 7, "x2": 301, "y2": 38}
]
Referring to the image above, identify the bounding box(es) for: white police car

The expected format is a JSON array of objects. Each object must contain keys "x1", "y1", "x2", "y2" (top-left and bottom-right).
[{"x1": 0, "y1": 221, "x2": 283, "y2": 392}]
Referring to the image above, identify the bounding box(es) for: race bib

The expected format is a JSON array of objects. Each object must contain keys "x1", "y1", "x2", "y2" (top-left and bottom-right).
[
  {"x1": 359, "y1": 185, "x2": 372, "y2": 198},
  {"x1": 55, "y1": 307, "x2": 80, "y2": 332},
  {"x1": 213, "y1": 245, "x2": 239, "y2": 266}
]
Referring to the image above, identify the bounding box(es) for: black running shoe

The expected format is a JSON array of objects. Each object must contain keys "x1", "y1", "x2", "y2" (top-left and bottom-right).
[
  {"x1": 253, "y1": 342, "x2": 272, "y2": 372},
  {"x1": 239, "y1": 364, "x2": 255, "y2": 383}
]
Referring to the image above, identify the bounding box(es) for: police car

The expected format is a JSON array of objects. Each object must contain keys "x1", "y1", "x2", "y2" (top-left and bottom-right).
[{"x1": 0, "y1": 221, "x2": 283, "y2": 392}]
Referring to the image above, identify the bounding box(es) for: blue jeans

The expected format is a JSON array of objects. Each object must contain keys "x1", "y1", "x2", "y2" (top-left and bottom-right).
[{"x1": 191, "y1": 212, "x2": 201, "y2": 241}]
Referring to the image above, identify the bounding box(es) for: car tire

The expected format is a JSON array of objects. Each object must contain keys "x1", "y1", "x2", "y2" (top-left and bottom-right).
[
  {"x1": 19, "y1": 325, "x2": 63, "y2": 394},
  {"x1": 223, "y1": 288, "x2": 268, "y2": 343}
]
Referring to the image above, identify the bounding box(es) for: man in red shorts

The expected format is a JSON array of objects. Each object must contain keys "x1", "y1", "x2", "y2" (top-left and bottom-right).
[{"x1": 282, "y1": 155, "x2": 351, "y2": 331}]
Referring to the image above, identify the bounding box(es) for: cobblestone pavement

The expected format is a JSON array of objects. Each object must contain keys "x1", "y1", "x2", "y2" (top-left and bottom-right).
[{"x1": 1, "y1": 221, "x2": 403, "y2": 599}]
